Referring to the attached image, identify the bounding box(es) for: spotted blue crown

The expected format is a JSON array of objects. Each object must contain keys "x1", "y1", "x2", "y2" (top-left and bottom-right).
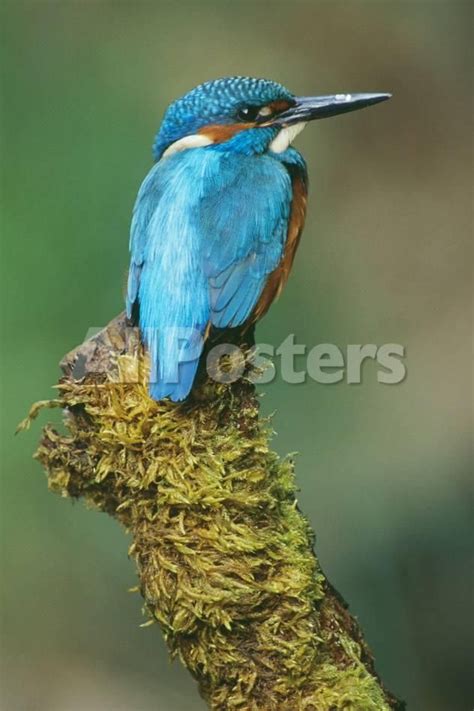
[{"x1": 152, "y1": 77, "x2": 294, "y2": 160}]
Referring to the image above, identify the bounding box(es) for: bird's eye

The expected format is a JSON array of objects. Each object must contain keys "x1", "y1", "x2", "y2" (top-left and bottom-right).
[{"x1": 236, "y1": 106, "x2": 261, "y2": 122}]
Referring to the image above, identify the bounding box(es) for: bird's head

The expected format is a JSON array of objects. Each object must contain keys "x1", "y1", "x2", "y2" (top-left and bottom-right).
[{"x1": 152, "y1": 76, "x2": 390, "y2": 161}]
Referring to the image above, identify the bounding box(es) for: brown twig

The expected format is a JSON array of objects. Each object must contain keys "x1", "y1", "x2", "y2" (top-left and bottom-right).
[{"x1": 22, "y1": 313, "x2": 404, "y2": 711}]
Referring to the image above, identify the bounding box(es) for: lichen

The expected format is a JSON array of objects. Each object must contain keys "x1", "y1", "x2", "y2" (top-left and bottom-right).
[{"x1": 21, "y1": 319, "x2": 402, "y2": 710}]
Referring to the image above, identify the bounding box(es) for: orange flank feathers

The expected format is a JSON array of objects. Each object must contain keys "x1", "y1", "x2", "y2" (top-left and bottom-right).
[{"x1": 252, "y1": 170, "x2": 307, "y2": 322}]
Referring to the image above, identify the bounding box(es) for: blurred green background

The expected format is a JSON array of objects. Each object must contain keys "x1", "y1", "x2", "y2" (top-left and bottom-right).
[{"x1": 1, "y1": 2, "x2": 472, "y2": 710}]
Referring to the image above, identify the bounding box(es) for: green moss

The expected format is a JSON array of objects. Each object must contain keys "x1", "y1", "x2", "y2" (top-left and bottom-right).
[{"x1": 21, "y1": 333, "x2": 401, "y2": 711}]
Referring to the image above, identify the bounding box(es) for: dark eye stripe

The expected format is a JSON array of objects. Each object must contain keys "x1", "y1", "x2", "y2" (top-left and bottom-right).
[{"x1": 237, "y1": 99, "x2": 295, "y2": 124}]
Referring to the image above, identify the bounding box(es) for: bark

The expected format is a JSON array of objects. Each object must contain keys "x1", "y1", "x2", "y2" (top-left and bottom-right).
[{"x1": 21, "y1": 313, "x2": 404, "y2": 711}]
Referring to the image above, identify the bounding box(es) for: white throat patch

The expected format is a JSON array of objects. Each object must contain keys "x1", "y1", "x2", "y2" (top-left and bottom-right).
[
  {"x1": 269, "y1": 122, "x2": 307, "y2": 153},
  {"x1": 161, "y1": 121, "x2": 307, "y2": 159},
  {"x1": 162, "y1": 134, "x2": 214, "y2": 159}
]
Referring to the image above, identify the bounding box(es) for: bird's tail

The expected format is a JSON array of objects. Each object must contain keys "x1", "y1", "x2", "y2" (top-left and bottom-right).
[{"x1": 146, "y1": 325, "x2": 205, "y2": 402}]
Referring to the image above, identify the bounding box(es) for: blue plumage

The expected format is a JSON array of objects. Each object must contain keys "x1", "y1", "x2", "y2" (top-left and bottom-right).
[
  {"x1": 126, "y1": 76, "x2": 390, "y2": 400},
  {"x1": 128, "y1": 78, "x2": 300, "y2": 401},
  {"x1": 127, "y1": 142, "x2": 292, "y2": 400}
]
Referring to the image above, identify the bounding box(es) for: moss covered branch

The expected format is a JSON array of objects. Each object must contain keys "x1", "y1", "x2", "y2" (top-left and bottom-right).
[{"x1": 22, "y1": 314, "x2": 403, "y2": 710}]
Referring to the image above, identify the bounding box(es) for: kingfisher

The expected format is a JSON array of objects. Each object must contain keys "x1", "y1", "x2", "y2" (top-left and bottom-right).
[{"x1": 126, "y1": 77, "x2": 390, "y2": 401}]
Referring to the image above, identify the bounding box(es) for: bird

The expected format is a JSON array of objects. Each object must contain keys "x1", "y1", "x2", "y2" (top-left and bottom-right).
[{"x1": 126, "y1": 77, "x2": 390, "y2": 401}]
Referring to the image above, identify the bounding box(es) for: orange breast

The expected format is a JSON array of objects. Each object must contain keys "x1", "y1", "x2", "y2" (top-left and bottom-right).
[{"x1": 251, "y1": 170, "x2": 308, "y2": 322}]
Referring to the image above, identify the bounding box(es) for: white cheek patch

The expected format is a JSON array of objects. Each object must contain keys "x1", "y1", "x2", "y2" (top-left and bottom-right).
[
  {"x1": 269, "y1": 122, "x2": 307, "y2": 153},
  {"x1": 162, "y1": 134, "x2": 214, "y2": 159}
]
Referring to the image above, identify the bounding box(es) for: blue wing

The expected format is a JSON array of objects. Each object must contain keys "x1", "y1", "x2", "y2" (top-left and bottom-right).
[
  {"x1": 201, "y1": 156, "x2": 292, "y2": 327},
  {"x1": 126, "y1": 164, "x2": 164, "y2": 319},
  {"x1": 127, "y1": 149, "x2": 292, "y2": 401}
]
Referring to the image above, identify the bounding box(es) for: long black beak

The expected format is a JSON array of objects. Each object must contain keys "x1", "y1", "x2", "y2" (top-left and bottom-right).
[{"x1": 273, "y1": 92, "x2": 391, "y2": 125}]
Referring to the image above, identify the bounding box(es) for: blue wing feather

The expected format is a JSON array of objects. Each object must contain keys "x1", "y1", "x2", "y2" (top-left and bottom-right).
[
  {"x1": 127, "y1": 148, "x2": 292, "y2": 400},
  {"x1": 126, "y1": 163, "x2": 165, "y2": 318},
  {"x1": 202, "y1": 156, "x2": 292, "y2": 328}
]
